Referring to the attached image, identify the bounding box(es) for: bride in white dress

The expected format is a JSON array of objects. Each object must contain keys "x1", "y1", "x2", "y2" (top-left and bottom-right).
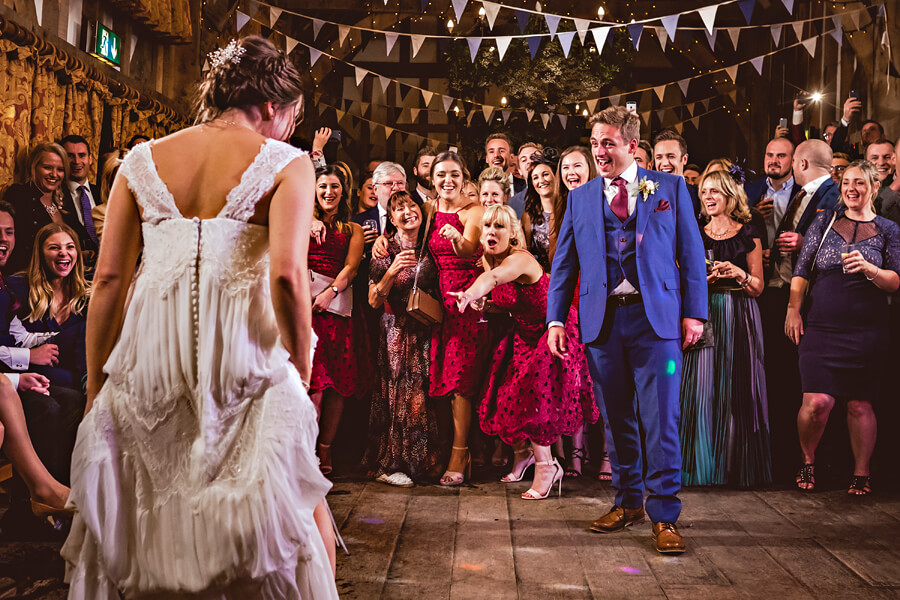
[{"x1": 60, "y1": 36, "x2": 339, "y2": 599}]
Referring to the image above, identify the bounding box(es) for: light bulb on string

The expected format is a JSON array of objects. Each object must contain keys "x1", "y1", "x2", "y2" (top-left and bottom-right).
[{"x1": 447, "y1": 18, "x2": 454, "y2": 31}]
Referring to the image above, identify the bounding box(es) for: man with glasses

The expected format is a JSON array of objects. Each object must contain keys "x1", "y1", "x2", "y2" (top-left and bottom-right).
[
  {"x1": 831, "y1": 152, "x2": 851, "y2": 185},
  {"x1": 366, "y1": 162, "x2": 409, "y2": 235}
]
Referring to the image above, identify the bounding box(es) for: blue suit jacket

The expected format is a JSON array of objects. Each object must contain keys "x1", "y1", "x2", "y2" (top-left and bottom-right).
[{"x1": 547, "y1": 166, "x2": 708, "y2": 343}]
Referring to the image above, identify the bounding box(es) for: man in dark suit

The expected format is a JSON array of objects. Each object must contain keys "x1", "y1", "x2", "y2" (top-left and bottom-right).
[
  {"x1": 60, "y1": 135, "x2": 100, "y2": 265},
  {"x1": 652, "y1": 129, "x2": 702, "y2": 225},
  {"x1": 411, "y1": 146, "x2": 436, "y2": 206},
  {"x1": 548, "y1": 107, "x2": 707, "y2": 554},
  {"x1": 745, "y1": 137, "x2": 801, "y2": 255}
]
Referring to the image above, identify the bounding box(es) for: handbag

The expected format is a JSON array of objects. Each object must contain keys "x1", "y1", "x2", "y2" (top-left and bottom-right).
[
  {"x1": 310, "y1": 269, "x2": 353, "y2": 318},
  {"x1": 406, "y1": 201, "x2": 444, "y2": 326}
]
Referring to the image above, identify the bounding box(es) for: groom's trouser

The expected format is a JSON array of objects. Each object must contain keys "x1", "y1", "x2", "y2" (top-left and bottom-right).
[{"x1": 584, "y1": 301, "x2": 683, "y2": 523}]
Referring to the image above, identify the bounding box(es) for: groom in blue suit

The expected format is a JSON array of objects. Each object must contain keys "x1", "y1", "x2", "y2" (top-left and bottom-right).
[{"x1": 547, "y1": 106, "x2": 708, "y2": 554}]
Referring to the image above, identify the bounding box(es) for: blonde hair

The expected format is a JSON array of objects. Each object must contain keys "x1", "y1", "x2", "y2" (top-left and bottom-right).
[
  {"x1": 26, "y1": 223, "x2": 90, "y2": 323},
  {"x1": 28, "y1": 143, "x2": 69, "y2": 207},
  {"x1": 477, "y1": 166, "x2": 511, "y2": 199},
  {"x1": 698, "y1": 170, "x2": 752, "y2": 223},
  {"x1": 841, "y1": 160, "x2": 881, "y2": 209},
  {"x1": 482, "y1": 204, "x2": 523, "y2": 248},
  {"x1": 700, "y1": 157, "x2": 733, "y2": 180}
]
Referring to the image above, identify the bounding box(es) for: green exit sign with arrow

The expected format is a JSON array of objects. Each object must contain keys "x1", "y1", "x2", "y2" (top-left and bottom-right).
[{"x1": 90, "y1": 23, "x2": 121, "y2": 66}]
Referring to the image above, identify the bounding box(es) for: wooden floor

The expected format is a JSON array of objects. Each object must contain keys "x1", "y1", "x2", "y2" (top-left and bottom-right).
[{"x1": 331, "y1": 473, "x2": 900, "y2": 600}]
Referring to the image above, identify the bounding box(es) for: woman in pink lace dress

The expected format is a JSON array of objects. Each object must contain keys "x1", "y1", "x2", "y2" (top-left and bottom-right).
[
  {"x1": 451, "y1": 205, "x2": 597, "y2": 500},
  {"x1": 427, "y1": 151, "x2": 489, "y2": 485},
  {"x1": 309, "y1": 165, "x2": 365, "y2": 474}
]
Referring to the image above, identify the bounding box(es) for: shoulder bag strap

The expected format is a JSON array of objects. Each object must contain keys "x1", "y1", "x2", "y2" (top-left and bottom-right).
[{"x1": 412, "y1": 200, "x2": 436, "y2": 291}]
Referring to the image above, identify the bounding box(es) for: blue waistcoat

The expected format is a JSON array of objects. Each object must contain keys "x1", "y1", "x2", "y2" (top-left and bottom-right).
[{"x1": 603, "y1": 197, "x2": 640, "y2": 294}]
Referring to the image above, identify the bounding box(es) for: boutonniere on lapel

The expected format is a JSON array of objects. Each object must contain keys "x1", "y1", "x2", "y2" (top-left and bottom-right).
[{"x1": 637, "y1": 177, "x2": 658, "y2": 202}]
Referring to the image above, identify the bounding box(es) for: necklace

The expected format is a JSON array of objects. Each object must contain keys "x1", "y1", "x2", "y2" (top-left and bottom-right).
[
  {"x1": 705, "y1": 221, "x2": 736, "y2": 239},
  {"x1": 42, "y1": 200, "x2": 58, "y2": 218}
]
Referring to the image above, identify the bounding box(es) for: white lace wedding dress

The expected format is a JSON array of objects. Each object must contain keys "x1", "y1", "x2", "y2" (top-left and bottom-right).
[{"x1": 61, "y1": 139, "x2": 339, "y2": 599}]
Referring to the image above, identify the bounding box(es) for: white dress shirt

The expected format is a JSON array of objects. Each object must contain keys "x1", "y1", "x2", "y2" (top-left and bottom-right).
[
  {"x1": 765, "y1": 175, "x2": 795, "y2": 247},
  {"x1": 67, "y1": 180, "x2": 96, "y2": 226},
  {"x1": 377, "y1": 203, "x2": 388, "y2": 233},
  {"x1": 0, "y1": 317, "x2": 58, "y2": 390}
]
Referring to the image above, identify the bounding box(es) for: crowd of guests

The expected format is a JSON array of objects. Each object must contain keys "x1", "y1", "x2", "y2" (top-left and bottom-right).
[{"x1": 0, "y1": 92, "x2": 898, "y2": 537}]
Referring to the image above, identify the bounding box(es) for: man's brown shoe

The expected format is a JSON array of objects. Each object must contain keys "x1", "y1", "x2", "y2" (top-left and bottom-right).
[
  {"x1": 652, "y1": 522, "x2": 686, "y2": 554},
  {"x1": 590, "y1": 506, "x2": 646, "y2": 533}
]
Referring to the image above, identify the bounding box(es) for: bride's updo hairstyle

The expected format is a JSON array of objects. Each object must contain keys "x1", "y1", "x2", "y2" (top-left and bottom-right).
[{"x1": 194, "y1": 35, "x2": 304, "y2": 124}]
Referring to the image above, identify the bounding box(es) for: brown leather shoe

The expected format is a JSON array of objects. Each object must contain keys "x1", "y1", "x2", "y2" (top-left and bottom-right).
[
  {"x1": 652, "y1": 521, "x2": 686, "y2": 554},
  {"x1": 590, "y1": 505, "x2": 646, "y2": 533}
]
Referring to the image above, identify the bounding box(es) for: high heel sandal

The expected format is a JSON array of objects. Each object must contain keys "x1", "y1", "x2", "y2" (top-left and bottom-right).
[
  {"x1": 317, "y1": 443, "x2": 333, "y2": 475},
  {"x1": 31, "y1": 499, "x2": 74, "y2": 531},
  {"x1": 440, "y1": 446, "x2": 470, "y2": 486},
  {"x1": 565, "y1": 447, "x2": 585, "y2": 478},
  {"x1": 795, "y1": 463, "x2": 815, "y2": 492},
  {"x1": 521, "y1": 459, "x2": 563, "y2": 500},
  {"x1": 847, "y1": 474, "x2": 871, "y2": 496},
  {"x1": 501, "y1": 449, "x2": 535, "y2": 482},
  {"x1": 597, "y1": 451, "x2": 612, "y2": 482}
]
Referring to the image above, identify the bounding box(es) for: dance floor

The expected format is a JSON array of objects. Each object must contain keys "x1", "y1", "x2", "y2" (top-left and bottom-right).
[
  {"x1": 2, "y1": 475, "x2": 899, "y2": 598},
  {"x1": 330, "y1": 476, "x2": 900, "y2": 600}
]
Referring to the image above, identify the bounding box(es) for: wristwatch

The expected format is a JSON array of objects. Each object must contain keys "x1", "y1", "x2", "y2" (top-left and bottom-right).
[{"x1": 331, "y1": 285, "x2": 339, "y2": 295}]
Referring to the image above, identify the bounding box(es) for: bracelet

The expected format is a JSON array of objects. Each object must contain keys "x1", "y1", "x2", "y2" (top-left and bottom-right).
[
  {"x1": 375, "y1": 284, "x2": 389, "y2": 298},
  {"x1": 300, "y1": 379, "x2": 311, "y2": 391},
  {"x1": 866, "y1": 266, "x2": 879, "y2": 281},
  {"x1": 740, "y1": 274, "x2": 752, "y2": 288}
]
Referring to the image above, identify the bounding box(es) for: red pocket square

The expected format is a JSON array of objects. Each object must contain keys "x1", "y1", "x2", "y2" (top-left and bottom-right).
[{"x1": 654, "y1": 199, "x2": 670, "y2": 212}]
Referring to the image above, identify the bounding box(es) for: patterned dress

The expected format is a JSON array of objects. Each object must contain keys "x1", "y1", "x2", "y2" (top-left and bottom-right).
[
  {"x1": 428, "y1": 211, "x2": 490, "y2": 399},
  {"x1": 479, "y1": 274, "x2": 598, "y2": 446}
]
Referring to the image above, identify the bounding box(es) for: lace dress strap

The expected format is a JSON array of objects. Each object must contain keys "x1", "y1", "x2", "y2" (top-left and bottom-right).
[
  {"x1": 118, "y1": 141, "x2": 183, "y2": 225},
  {"x1": 218, "y1": 139, "x2": 308, "y2": 222}
]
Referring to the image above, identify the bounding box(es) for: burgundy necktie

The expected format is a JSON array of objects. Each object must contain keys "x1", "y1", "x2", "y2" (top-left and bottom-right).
[{"x1": 610, "y1": 177, "x2": 629, "y2": 222}]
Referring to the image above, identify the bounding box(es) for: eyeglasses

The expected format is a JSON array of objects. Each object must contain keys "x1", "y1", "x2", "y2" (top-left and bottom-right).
[
  {"x1": 376, "y1": 180, "x2": 406, "y2": 189},
  {"x1": 823, "y1": 132, "x2": 833, "y2": 141},
  {"x1": 832, "y1": 165, "x2": 847, "y2": 173}
]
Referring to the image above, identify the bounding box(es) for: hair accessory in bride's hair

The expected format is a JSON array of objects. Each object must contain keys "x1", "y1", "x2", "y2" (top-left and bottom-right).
[{"x1": 208, "y1": 39, "x2": 246, "y2": 69}]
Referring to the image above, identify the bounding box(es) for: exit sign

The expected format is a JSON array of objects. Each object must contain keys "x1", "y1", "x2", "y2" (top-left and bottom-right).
[{"x1": 89, "y1": 23, "x2": 121, "y2": 66}]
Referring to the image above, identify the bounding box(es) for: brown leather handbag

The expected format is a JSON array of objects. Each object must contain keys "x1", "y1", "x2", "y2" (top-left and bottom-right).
[{"x1": 406, "y1": 202, "x2": 443, "y2": 326}]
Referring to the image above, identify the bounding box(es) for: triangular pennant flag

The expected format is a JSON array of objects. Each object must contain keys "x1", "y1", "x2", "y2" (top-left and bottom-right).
[
  {"x1": 269, "y1": 7, "x2": 282, "y2": 27},
  {"x1": 727, "y1": 28, "x2": 740, "y2": 49},
  {"x1": 699, "y1": 99, "x2": 709, "y2": 111},
  {"x1": 385, "y1": 32, "x2": 399, "y2": 56},
  {"x1": 420, "y1": 0, "x2": 428, "y2": 11},
  {"x1": 335, "y1": 109, "x2": 345, "y2": 121},
  {"x1": 640, "y1": 111, "x2": 651, "y2": 124},
  {"x1": 360, "y1": 102, "x2": 370, "y2": 117},
  {"x1": 791, "y1": 21, "x2": 803, "y2": 42},
  {"x1": 586, "y1": 99, "x2": 599, "y2": 112},
  {"x1": 627, "y1": 23, "x2": 643, "y2": 50},
  {"x1": 526, "y1": 109, "x2": 535, "y2": 121},
  {"x1": 558, "y1": 31, "x2": 576, "y2": 57},
  {"x1": 738, "y1": 0, "x2": 755, "y2": 24},
  {"x1": 607, "y1": 95, "x2": 620, "y2": 107},
  {"x1": 558, "y1": 114, "x2": 568, "y2": 129},
  {"x1": 677, "y1": 78, "x2": 690, "y2": 96},
  {"x1": 452, "y1": 0, "x2": 468, "y2": 22},
  {"x1": 545, "y1": 14, "x2": 561, "y2": 39},
  {"x1": 655, "y1": 27, "x2": 668, "y2": 51},
  {"x1": 750, "y1": 55, "x2": 764, "y2": 74},
  {"x1": 656, "y1": 108, "x2": 666, "y2": 123},
  {"x1": 592, "y1": 27, "x2": 611, "y2": 53},
  {"x1": 378, "y1": 75, "x2": 391, "y2": 95},
  {"x1": 685, "y1": 102, "x2": 695, "y2": 116},
  {"x1": 312, "y1": 19, "x2": 324, "y2": 40},
  {"x1": 496, "y1": 36, "x2": 512, "y2": 60},
  {"x1": 502, "y1": 109, "x2": 511, "y2": 124},
  {"x1": 130, "y1": 34, "x2": 139, "y2": 62},
  {"x1": 236, "y1": 10, "x2": 250, "y2": 31},
  {"x1": 411, "y1": 34, "x2": 426, "y2": 57},
  {"x1": 801, "y1": 36, "x2": 817, "y2": 58},
  {"x1": 728, "y1": 90, "x2": 737, "y2": 104},
  {"x1": 781, "y1": 0, "x2": 794, "y2": 14},
  {"x1": 697, "y1": 5, "x2": 718, "y2": 34},
  {"x1": 661, "y1": 14, "x2": 679, "y2": 42},
  {"x1": 849, "y1": 9, "x2": 860, "y2": 31},
  {"x1": 309, "y1": 47, "x2": 322, "y2": 66},
  {"x1": 482, "y1": 104, "x2": 494, "y2": 121},
  {"x1": 247, "y1": 0, "x2": 259, "y2": 17},
  {"x1": 467, "y1": 109, "x2": 477, "y2": 125},
  {"x1": 355, "y1": 67, "x2": 367, "y2": 86},
  {"x1": 442, "y1": 95, "x2": 454, "y2": 112},
  {"x1": 725, "y1": 64, "x2": 738, "y2": 83},
  {"x1": 421, "y1": 89, "x2": 434, "y2": 106},
  {"x1": 705, "y1": 29, "x2": 717, "y2": 50},
  {"x1": 483, "y1": 1, "x2": 501, "y2": 29},
  {"x1": 527, "y1": 35, "x2": 541, "y2": 58},
  {"x1": 675, "y1": 121, "x2": 684, "y2": 134},
  {"x1": 830, "y1": 16, "x2": 842, "y2": 45},
  {"x1": 202, "y1": 58, "x2": 209, "y2": 72},
  {"x1": 410, "y1": 108, "x2": 421, "y2": 122},
  {"x1": 467, "y1": 37, "x2": 482, "y2": 61},
  {"x1": 338, "y1": 25, "x2": 350, "y2": 45},
  {"x1": 385, "y1": 126, "x2": 395, "y2": 140},
  {"x1": 771, "y1": 24, "x2": 782, "y2": 45},
  {"x1": 654, "y1": 85, "x2": 666, "y2": 101},
  {"x1": 33, "y1": 0, "x2": 43, "y2": 25},
  {"x1": 691, "y1": 116, "x2": 701, "y2": 129},
  {"x1": 516, "y1": 10, "x2": 530, "y2": 33},
  {"x1": 573, "y1": 18, "x2": 590, "y2": 44},
  {"x1": 541, "y1": 113, "x2": 551, "y2": 128}
]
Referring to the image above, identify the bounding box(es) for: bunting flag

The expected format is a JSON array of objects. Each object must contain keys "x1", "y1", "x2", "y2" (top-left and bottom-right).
[
  {"x1": 410, "y1": 108, "x2": 421, "y2": 122},
  {"x1": 484, "y1": 2, "x2": 501, "y2": 29},
  {"x1": 573, "y1": 18, "x2": 590, "y2": 44},
  {"x1": 442, "y1": 95, "x2": 454, "y2": 113},
  {"x1": 830, "y1": 16, "x2": 843, "y2": 45},
  {"x1": 202, "y1": 58, "x2": 209, "y2": 72},
  {"x1": 467, "y1": 109, "x2": 477, "y2": 125},
  {"x1": 558, "y1": 31, "x2": 576, "y2": 57},
  {"x1": 384, "y1": 32, "x2": 398, "y2": 55},
  {"x1": 312, "y1": 18, "x2": 324, "y2": 39},
  {"x1": 592, "y1": 27, "x2": 611, "y2": 53},
  {"x1": 541, "y1": 113, "x2": 551, "y2": 128},
  {"x1": 286, "y1": 36, "x2": 299, "y2": 55},
  {"x1": 627, "y1": 23, "x2": 643, "y2": 50},
  {"x1": 728, "y1": 90, "x2": 737, "y2": 104},
  {"x1": 685, "y1": 102, "x2": 695, "y2": 116},
  {"x1": 377, "y1": 75, "x2": 391, "y2": 95},
  {"x1": 421, "y1": 89, "x2": 434, "y2": 106},
  {"x1": 738, "y1": 0, "x2": 755, "y2": 24},
  {"x1": 515, "y1": 10, "x2": 530, "y2": 33},
  {"x1": 654, "y1": 85, "x2": 667, "y2": 101},
  {"x1": 607, "y1": 95, "x2": 620, "y2": 107},
  {"x1": 526, "y1": 109, "x2": 535, "y2": 121},
  {"x1": 502, "y1": 109, "x2": 512, "y2": 124},
  {"x1": 34, "y1": 0, "x2": 43, "y2": 25},
  {"x1": 801, "y1": 36, "x2": 817, "y2": 57},
  {"x1": 661, "y1": 14, "x2": 679, "y2": 42},
  {"x1": 791, "y1": 21, "x2": 803, "y2": 42},
  {"x1": 705, "y1": 29, "x2": 717, "y2": 50},
  {"x1": 725, "y1": 64, "x2": 738, "y2": 83},
  {"x1": 384, "y1": 126, "x2": 394, "y2": 140},
  {"x1": 309, "y1": 46, "x2": 322, "y2": 65},
  {"x1": 527, "y1": 35, "x2": 541, "y2": 58},
  {"x1": 677, "y1": 78, "x2": 690, "y2": 96},
  {"x1": 130, "y1": 33, "x2": 139, "y2": 62},
  {"x1": 451, "y1": 0, "x2": 468, "y2": 22},
  {"x1": 236, "y1": 10, "x2": 250, "y2": 31},
  {"x1": 727, "y1": 28, "x2": 740, "y2": 49},
  {"x1": 482, "y1": 104, "x2": 495, "y2": 121},
  {"x1": 655, "y1": 27, "x2": 668, "y2": 51},
  {"x1": 496, "y1": 36, "x2": 512, "y2": 60},
  {"x1": 691, "y1": 116, "x2": 701, "y2": 129},
  {"x1": 545, "y1": 14, "x2": 561, "y2": 39},
  {"x1": 269, "y1": 7, "x2": 282, "y2": 26},
  {"x1": 849, "y1": 10, "x2": 860, "y2": 31},
  {"x1": 355, "y1": 66, "x2": 367, "y2": 86},
  {"x1": 697, "y1": 5, "x2": 718, "y2": 34},
  {"x1": 771, "y1": 24, "x2": 783, "y2": 45},
  {"x1": 247, "y1": 0, "x2": 260, "y2": 17},
  {"x1": 558, "y1": 114, "x2": 568, "y2": 129},
  {"x1": 675, "y1": 121, "x2": 684, "y2": 134},
  {"x1": 411, "y1": 34, "x2": 426, "y2": 57},
  {"x1": 586, "y1": 98, "x2": 599, "y2": 112},
  {"x1": 640, "y1": 111, "x2": 651, "y2": 124},
  {"x1": 750, "y1": 55, "x2": 764, "y2": 74},
  {"x1": 781, "y1": 0, "x2": 794, "y2": 14},
  {"x1": 467, "y1": 37, "x2": 482, "y2": 61},
  {"x1": 338, "y1": 24, "x2": 350, "y2": 45}
]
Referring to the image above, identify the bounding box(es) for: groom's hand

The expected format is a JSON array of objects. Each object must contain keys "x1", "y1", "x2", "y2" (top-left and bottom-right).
[
  {"x1": 547, "y1": 325, "x2": 568, "y2": 359},
  {"x1": 681, "y1": 318, "x2": 704, "y2": 349}
]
